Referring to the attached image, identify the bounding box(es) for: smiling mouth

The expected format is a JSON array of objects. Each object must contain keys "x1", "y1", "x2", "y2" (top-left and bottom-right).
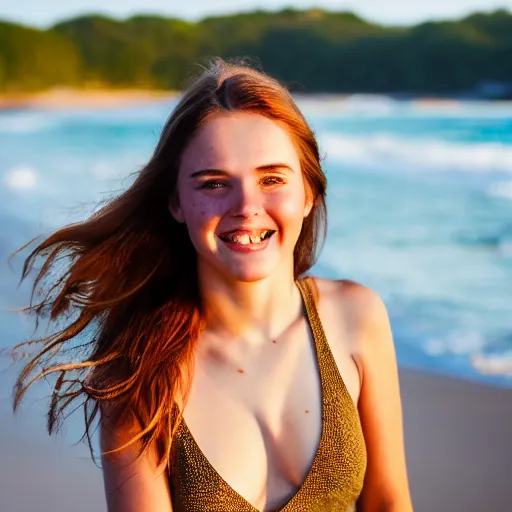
[{"x1": 218, "y1": 229, "x2": 276, "y2": 245}]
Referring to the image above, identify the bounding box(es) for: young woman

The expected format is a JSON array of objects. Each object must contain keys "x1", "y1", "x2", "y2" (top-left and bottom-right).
[{"x1": 11, "y1": 59, "x2": 412, "y2": 511}]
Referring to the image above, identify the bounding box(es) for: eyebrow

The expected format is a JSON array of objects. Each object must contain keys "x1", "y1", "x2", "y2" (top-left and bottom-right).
[{"x1": 190, "y1": 163, "x2": 294, "y2": 178}]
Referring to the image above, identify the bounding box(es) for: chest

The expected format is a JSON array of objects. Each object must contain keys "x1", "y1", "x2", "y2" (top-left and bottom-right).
[{"x1": 176, "y1": 312, "x2": 362, "y2": 511}]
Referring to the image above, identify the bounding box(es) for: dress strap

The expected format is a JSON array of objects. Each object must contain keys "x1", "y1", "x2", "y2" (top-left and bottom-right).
[
  {"x1": 296, "y1": 276, "x2": 330, "y2": 384},
  {"x1": 296, "y1": 276, "x2": 324, "y2": 345},
  {"x1": 296, "y1": 276, "x2": 353, "y2": 403}
]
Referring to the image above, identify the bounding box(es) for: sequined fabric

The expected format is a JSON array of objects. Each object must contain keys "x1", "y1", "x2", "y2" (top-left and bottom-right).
[{"x1": 169, "y1": 276, "x2": 367, "y2": 511}]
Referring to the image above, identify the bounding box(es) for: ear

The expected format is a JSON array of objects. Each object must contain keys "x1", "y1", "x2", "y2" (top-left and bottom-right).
[
  {"x1": 304, "y1": 195, "x2": 314, "y2": 218},
  {"x1": 168, "y1": 195, "x2": 185, "y2": 223}
]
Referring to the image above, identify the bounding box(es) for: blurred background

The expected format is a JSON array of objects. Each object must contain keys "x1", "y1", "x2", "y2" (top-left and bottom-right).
[{"x1": 1, "y1": 1, "x2": 512, "y2": 511}]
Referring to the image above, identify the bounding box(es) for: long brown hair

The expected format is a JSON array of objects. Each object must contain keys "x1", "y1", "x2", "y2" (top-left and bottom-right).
[{"x1": 9, "y1": 57, "x2": 327, "y2": 472}]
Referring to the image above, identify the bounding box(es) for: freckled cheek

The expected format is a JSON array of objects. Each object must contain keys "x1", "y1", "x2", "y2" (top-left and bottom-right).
[{"x1": 183, "y1": 196, "x2": 227, "y2": 237}]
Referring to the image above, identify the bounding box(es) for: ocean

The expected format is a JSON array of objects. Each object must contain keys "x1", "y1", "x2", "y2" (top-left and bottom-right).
[{"x1": 1, "y1": 95, "x2": 511, "y2": 395}]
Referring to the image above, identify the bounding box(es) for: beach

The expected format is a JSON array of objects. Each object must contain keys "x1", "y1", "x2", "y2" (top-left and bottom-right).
[
  {"x1": 1, "y1": 368, "x2": 511, "y2": 512},
  {"x1": 1, "y1": 88, "x2": 496, "y2": 112},
  {"x1": 1, "y1": 92, "x2": 511, "y2": 510},
  {"x1": 0, "y1": 88, "x2": 179, "y2": 111},
  {"x1": 401, "y1": 369, "x2": 512, "y2": 511}
]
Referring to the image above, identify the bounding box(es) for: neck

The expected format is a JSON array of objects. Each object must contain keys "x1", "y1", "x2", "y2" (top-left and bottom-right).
[{"x1": 197, "y1": 264, "x2": 303, "y2": 348}]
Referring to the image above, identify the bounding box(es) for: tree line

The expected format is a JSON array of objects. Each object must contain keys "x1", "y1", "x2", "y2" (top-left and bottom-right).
[{"x1": 1, "y1": 8, "x2": 511, "y2": 95}]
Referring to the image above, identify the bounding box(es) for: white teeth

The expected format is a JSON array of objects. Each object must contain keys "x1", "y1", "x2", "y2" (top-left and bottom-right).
[{"x1": 235, "y1": 234, "x2": 251, "y2": 245}]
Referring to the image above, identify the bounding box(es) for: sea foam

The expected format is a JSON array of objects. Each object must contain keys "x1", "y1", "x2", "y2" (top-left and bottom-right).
[
  {"x1": 3, "y1": 166, "x2": 38, "y2": 190},
  {"x1": 320, "y1": 133, "x2": 512, "y2": 174}
]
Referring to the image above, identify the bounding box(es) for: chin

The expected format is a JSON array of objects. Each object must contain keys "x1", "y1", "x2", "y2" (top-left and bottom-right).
[
  {"x1": 231, "y1": 272, "x2": 271, "y2": 283},
  {"x1": 213, "y1": 255, "x2": 286, "y2": 283},
  {"x1": 225, "y1": 263, "x2": 276, "y2": 283}
]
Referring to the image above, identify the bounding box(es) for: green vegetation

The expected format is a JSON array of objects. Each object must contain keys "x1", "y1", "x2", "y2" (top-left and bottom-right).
[{"x1": 1, "y1": 8, "x2": 511, "y2": 93}]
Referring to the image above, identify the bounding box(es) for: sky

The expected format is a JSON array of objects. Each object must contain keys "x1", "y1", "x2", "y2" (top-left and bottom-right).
[{"x1": 1, "y1": 0, "x2": 511, "y2": 28}]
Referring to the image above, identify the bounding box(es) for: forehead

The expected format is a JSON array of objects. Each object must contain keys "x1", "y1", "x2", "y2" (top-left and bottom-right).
[{"x1": 179, "y1": 112, "x2": 300, "y2": 173}]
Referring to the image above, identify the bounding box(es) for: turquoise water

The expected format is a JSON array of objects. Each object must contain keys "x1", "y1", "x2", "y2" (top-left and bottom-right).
[{"x1": 1, "y1": 96, "x2": 511, "y2": 389}]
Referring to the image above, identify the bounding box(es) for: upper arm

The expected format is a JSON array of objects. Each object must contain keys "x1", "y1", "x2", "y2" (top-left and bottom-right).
[
  {"x1": 100, "y1": 407, "x2": 173, "y2": 512},
  {"x1": 341, "y1": 282, "x2": 413, "y2": 511}
]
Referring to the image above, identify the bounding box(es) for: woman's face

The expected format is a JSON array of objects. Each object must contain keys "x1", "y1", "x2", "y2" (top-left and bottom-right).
[{"x1": 170, "y1": 111, "x2": 312, "y2": 283}]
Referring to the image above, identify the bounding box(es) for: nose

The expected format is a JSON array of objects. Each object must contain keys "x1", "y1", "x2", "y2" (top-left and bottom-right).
[{"x1": 231, "y1": 180, "x2": 263, "y2": 218}]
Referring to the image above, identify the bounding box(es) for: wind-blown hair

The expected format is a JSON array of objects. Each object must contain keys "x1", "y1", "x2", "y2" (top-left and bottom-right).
[{"x1": 9, "y1": 57, "x2": 327, "y2": 472}]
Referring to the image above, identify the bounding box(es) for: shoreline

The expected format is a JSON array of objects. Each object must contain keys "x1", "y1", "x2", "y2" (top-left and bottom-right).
[
  {"x1": 2, "y1": 88, "x2": 512, "y2": 111},
  {"x1": 0, "y1": 87, "x2": 180, "y2": 111}
]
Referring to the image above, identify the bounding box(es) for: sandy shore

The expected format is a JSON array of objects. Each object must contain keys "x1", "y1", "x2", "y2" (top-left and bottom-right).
[
  {"x1": 0, "y1": 88, "x2": 179, "y2": 111},
  {"x1": 1, "y1": 368, "x2": 511, "y2": 511},
  {"x1": 3, "y1": 89, "x2": 511, "y2": 112},
  {"x1": 401, "y1": 369, "x2": 512, "y2": 511}
]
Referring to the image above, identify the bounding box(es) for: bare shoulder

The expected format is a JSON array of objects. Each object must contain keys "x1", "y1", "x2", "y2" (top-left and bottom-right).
[
  {"x1": 311, "y1": 276, "x2": 389, "y2": 332},
  {"x1": 310, "y1": 276, "x2": 393, "y2": 372},
  {"x1": 311, "y1": 275, "x2": 383, "y2": 303}
]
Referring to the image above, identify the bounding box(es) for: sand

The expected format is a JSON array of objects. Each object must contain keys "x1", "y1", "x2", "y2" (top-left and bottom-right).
[
  {"x1": 0, "y1": 368, "x2": 511, "y2": 511},
  {"x1": 0, "y1": 88, "x2": 179, "y2": 111},
  {"x1": 4, "y1": 89, "x2": 508, "y2": 112},
  {"x1": 401, "y1": 369, "x2": 512, "y2": 511}
]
